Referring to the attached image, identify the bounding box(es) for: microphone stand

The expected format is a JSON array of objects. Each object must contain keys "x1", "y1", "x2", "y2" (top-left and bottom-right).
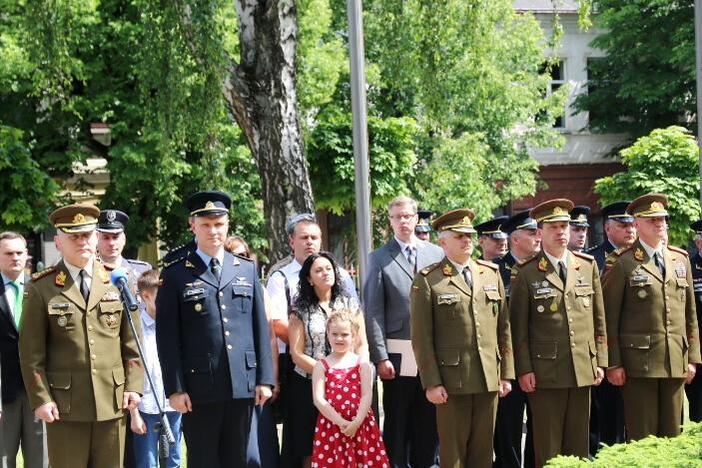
[{"x1": 119, "y1": 294, "x2": 176, "y2": 460}]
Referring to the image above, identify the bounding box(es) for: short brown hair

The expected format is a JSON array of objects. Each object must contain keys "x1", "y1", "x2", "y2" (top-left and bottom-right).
[
  {"x1": 0, "y1": 232, "x2": 26, "y2": 246},
  {"x1": 137, "y1": 269, "x2": 160, "y2": 292}
]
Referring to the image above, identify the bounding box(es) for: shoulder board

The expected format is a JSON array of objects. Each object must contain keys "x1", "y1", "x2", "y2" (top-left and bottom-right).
[
  {"x1": 475, "y1": 258, "x2": 498, "y2": 270},
  {"x1": 612, "y1": 246, "x2": 633, "y2": 257},
  {"x1": 420, "y1": 262, "x2": 441, "y2": 276},
  {"x1": 126, "y1": 258, "x2": 151, "y2": 266},
  {"x1": 162, "y1": 254, "x2": 187, "y2": 270},
  {"x1": 232, "y1": 253, "x2": 253, "y2": 263},
  {"x1": 667, "y1": 245, "x2": 689, "y2": 256},
  {"x1": 572, "y1": 251, "x2": 594, "y2": 261},
  {"x1": 32, "y1": 266, "x2": 57, "y2": 281},
  {"x1": 518, "y1": 255, "x2": 539, "y2": 267}
]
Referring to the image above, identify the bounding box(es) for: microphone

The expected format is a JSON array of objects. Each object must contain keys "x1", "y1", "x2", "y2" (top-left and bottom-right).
[{"x1": 110, "y1": 268, "x2": 139, "y2": 312}]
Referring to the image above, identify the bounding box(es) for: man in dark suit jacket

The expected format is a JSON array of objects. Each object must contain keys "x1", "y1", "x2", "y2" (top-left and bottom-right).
[
  {"x1": 584, "y1": 201, "x2": 635, "y2": 452},
  {"x1": 364, "y1": 196, "x2": 444, "y2": 467},
  {"x1": 0, "y1": 232, "x2": 47, "y2": 468},
  {"x1": 688, "y1": 220, "x2": 702, "y2": 423},
  {"x1": 156, "y1": 191, "x2": 274, "y2": 467},
  {"x1": 493, "y1": 211, "x2": 539, "y2": 468}
]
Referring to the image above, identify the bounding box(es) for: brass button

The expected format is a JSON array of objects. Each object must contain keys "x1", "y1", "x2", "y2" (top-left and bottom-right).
[
  {"x1": 219, "y1": 292, "x2": 224, "y2": 298},
  {"x1": 569, "y1": 318, "x2": 573, "y2": 323},
  {"x1": 91, "y1": 354, "x2": 96, "y2": 360},
  {"x1": 225, "y1": 331, "x2": 230, "y2": 337},
  {"x1": 571, "y1": 342, "x2": 576, "y2": 348},
  {"x1": 477, "y1": 346, "x2": 482, "y2": 351},
  {"x1": 570, "y1": 331, "x2": 575, "y2": 336},
  {"x1": 475, "y1": 322, "x2": 480, "y2": 327},
  {"x1": 92, "y1": 368, "x2": 96, "y2": 374},
  {"x1": 477, "y1": 334, "x2": 482, "y2": 339},
  {"x1": 88, "y1": 325, "x2": 93, "y2": 331},
  {"x1": 221, "y1": 304, "x2": 226, "y2": 310},
  {"x1": 227, "y1": 344, "x2": 233, "y2": 350},
  {"x1": 223, "y1": 317, "x2": 229, "y2": 323},
  {"x1": 90, "y1": 339, "x2": 95, "y2": 345}
]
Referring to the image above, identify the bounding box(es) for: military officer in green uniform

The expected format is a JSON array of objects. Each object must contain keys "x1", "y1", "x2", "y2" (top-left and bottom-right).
[
  {"x1": 19, "y1": 204, "x2": 144, "y2": 468},
  {"x1": 510, "y1": 199, "x2": 607, "y2": 467},
  {"x1": 602, "y1": 193, "x2": 701, "y2": 440},
  {"x1": 411, "y1": 209, "x2": 514, "y2": 468}
]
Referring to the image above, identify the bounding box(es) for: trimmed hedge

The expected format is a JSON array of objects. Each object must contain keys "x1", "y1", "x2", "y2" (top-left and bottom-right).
[{"x1": 546, "y1": 423, "x2": 702, "y2": 467}]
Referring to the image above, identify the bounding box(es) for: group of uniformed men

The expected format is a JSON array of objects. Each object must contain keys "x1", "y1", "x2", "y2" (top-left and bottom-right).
[
  {"x1": 408, "y1": 193, "x2": 701, "y2": 468},
  {"x1": 5, "y1": 189, "x2": 702, "y2": 468}
]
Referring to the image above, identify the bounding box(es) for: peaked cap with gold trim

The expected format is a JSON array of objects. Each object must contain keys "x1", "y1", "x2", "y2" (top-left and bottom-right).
[
  {"x1": 432, "y1": 208, "x2": 477, "y2": 234},
  {"x1": 530, "y1": 198, "x2": 575, "y2": 223},
  {"x1": 50, "y1": 203, "x2": 100, "y2": 233},
  {"x1": 627, "y1": 193, "x2": 668, "y2": 218},
  {"x1": 186, "y1": 190, "x2": 231, "y2": 217}
]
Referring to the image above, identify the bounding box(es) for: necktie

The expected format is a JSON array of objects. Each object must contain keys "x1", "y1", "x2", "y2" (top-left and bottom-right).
[
  {"x1": 211, "y1": 257, "x2": 222, "y2": 282},
  {"x1": 9, "y1": 281, "x2": 22, "y2": 327},
  {"x1": 79, "y1": 269, "x2": 89, "y2": 302},
  {"x1": 654, "y1": 252, "x2": 666, "y2": 277},
  {"x1": 558, "y1": 261, "x2": 567, "y2": 284},
  {"x1": 462, "y1": 268, "x2": 472, "y2": 288},
  {"x1": 405, "y1": 246, "x2": 416, "y2": 274}
]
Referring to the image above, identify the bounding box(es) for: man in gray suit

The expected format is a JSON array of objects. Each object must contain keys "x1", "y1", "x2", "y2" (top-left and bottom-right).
[{"x1": 364, "y1": 196, "x2": 444, "y2": 467}]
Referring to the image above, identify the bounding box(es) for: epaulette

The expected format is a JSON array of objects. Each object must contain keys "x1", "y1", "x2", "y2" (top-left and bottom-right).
[
  {"x1": 162, "y1": 254, "x2": 187, "y2": 269},
  {"x1": 572, "y1": 251, "x2": 595, "y2": 261},
  {"x1": 126, "y1": 258, "x2": 151, "y2": 266},
  {"x1": 232, "y1": 252, "x2": 254, "y2": 263},
  {"x1": 518, "y1": 255, "x2": 539, "y2": 267},
  {"x1": 612, "y1": 246, "x2": 633, "y2": 257},
  {"x1": 32, "y1": 266, "x2": 57, "y2": 281},
  {"x1": 667, "y1": 245, "x2": 689, "y2": 256},
  {"x1": 475, "y1": 258, "x2": 499, "y2": 270},
  {"x1": 420, "y1": 262, "x2": 441, "y2": 276}
]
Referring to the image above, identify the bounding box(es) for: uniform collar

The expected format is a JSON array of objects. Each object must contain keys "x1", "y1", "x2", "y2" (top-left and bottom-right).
[
  {"x1": 447, "y1": 257, "x2": 471, "y2": 274},
  {"x1": 639, "y1": 239, "x2": 662, "y2": 259},
  {"x1": 196, "y1": 248, "x2": 224, "y2": 267},
  {"x1": 64, "y1": 258, "x2": 94, "y2": 283},
  {"x1": 543, "y1": 249, "x2": 568, "y2": 270}
]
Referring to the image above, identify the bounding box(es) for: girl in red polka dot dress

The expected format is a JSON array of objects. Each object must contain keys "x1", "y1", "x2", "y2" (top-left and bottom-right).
[{"x1": 311, "y1": 310, "x2": 389, "y2": 467}]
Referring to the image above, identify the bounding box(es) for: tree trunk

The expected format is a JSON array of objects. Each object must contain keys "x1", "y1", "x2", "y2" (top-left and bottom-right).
[{"x1": 223, "y1": 0, "x2": 315, "y2": 263}]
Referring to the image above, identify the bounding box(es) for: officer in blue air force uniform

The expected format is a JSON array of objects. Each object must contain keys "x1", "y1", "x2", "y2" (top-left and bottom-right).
[{"x1": 156, "y1": 191, "x2": 274, "y2": 467}]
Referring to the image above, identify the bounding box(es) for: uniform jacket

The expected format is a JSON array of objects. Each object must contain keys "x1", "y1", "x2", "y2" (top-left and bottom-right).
[
  {"x1": 691, "y1": 252, "x2": 702, "y2": 338},
  {"x1": 19, "y1": 260, "x2": 144, "y2": 421},
  {"x1": 0, "y1": 273, "x2": 30, "y2": 404},
  {"x1": 410, "y1": 257, "x2": 514, "y2": 394},
  {"x1": 602, "y1": 240, "x2": 701, "y2": 377},
  {"x1": 510, "y1": 250, "x2": 607, "y2": 389},
  {"x1": 586, "y1": 239, "x2": 616, "y2": 274},
  {"x1": 364, "y1": 238, "x2": 444, "y2": 363},
  {"x1": 156, "y1": 250, "x2": 274, "y2": 403},
  {"x1": 494, "y1": 252, "x2": 517, "y2": 300}
]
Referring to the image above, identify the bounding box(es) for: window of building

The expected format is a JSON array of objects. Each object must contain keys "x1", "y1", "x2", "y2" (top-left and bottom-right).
[
  {"x1": 539, "y1": 59, "x2": 566, "y2": 129},
  {"x1": 586, "y1": 57, "x2": 604, "y2": 128}
]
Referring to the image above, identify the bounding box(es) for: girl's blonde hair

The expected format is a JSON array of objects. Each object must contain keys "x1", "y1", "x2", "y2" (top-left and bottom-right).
[{"x1": 326, "y1": 309, "x2": 360, "y2": 335}]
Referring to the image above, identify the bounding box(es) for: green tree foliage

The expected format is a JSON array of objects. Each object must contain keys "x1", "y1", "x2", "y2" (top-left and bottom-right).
[
  {"x1": 594, "y1": 126, "x2": 700, "y2": 246},
  {"x1": 546, "y1": 422, "x2": 702, "y2": 467},
  {"x1": 572, "y1": 0, "x2": 696, "y2": 137},
  {"x1": 361, "y1": 0, "x2": 567, "y2": 217}
]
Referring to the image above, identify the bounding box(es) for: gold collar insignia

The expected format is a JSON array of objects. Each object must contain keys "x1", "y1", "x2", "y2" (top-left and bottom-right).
[
  {"x1": 538, "y1": 257, "x2": 548, "y2": 272},
  {"x1": 55, "y1": 271, "x2": 67, "y2": 287},
  {"x1": 442, "y1": 264, "x2": 453, "y2": 276},
  {"x1": 634, "y1": 248, "x2": 644, "y2": 261}
]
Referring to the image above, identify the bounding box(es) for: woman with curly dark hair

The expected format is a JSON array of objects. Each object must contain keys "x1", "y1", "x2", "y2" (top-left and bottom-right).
[{"x1": 283, "y1": 252, "x2": 368, "y2": 467}]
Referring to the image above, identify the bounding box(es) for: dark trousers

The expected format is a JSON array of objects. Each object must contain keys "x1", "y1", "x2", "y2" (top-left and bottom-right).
[
  {"x1": 685, "y1": 366, "x2": 702, "y2": 423},
  {"x1": 123, "y1": 412, "x2": 136, "y2": 468},
  {"x1": 382, "y1": 376, "x2": 438, "y2": 468},
  {"x1": 247, "y1": 402, "x2": 280, "y2": 468},
  {"x1": 493, "y1": 382, "x2": 534, "y2": 468},
  {"x1": 588, "y1": 378, "x2": 625, "y2": 454},
  {"x1": 183, "y1": 399, "x2": 253, "y2": 468}
]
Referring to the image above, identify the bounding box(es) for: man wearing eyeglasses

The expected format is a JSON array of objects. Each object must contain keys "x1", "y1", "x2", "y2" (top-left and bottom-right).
[{"x1": 364, "y1": 196, "x2": 444, "y2": 467}]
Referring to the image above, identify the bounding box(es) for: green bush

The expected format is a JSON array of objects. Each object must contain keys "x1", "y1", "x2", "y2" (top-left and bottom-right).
[{"x1": 546, "y1": 422, "x2": 702, "y2": 467}]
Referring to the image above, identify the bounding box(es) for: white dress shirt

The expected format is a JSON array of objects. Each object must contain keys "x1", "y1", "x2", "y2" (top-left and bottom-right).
[
  {"x1": 64, "y1": 259, "x2": 94, "y2": 290},
  {"x1": 139, "y1": 311, "x2": 174, "y2": 413}
]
